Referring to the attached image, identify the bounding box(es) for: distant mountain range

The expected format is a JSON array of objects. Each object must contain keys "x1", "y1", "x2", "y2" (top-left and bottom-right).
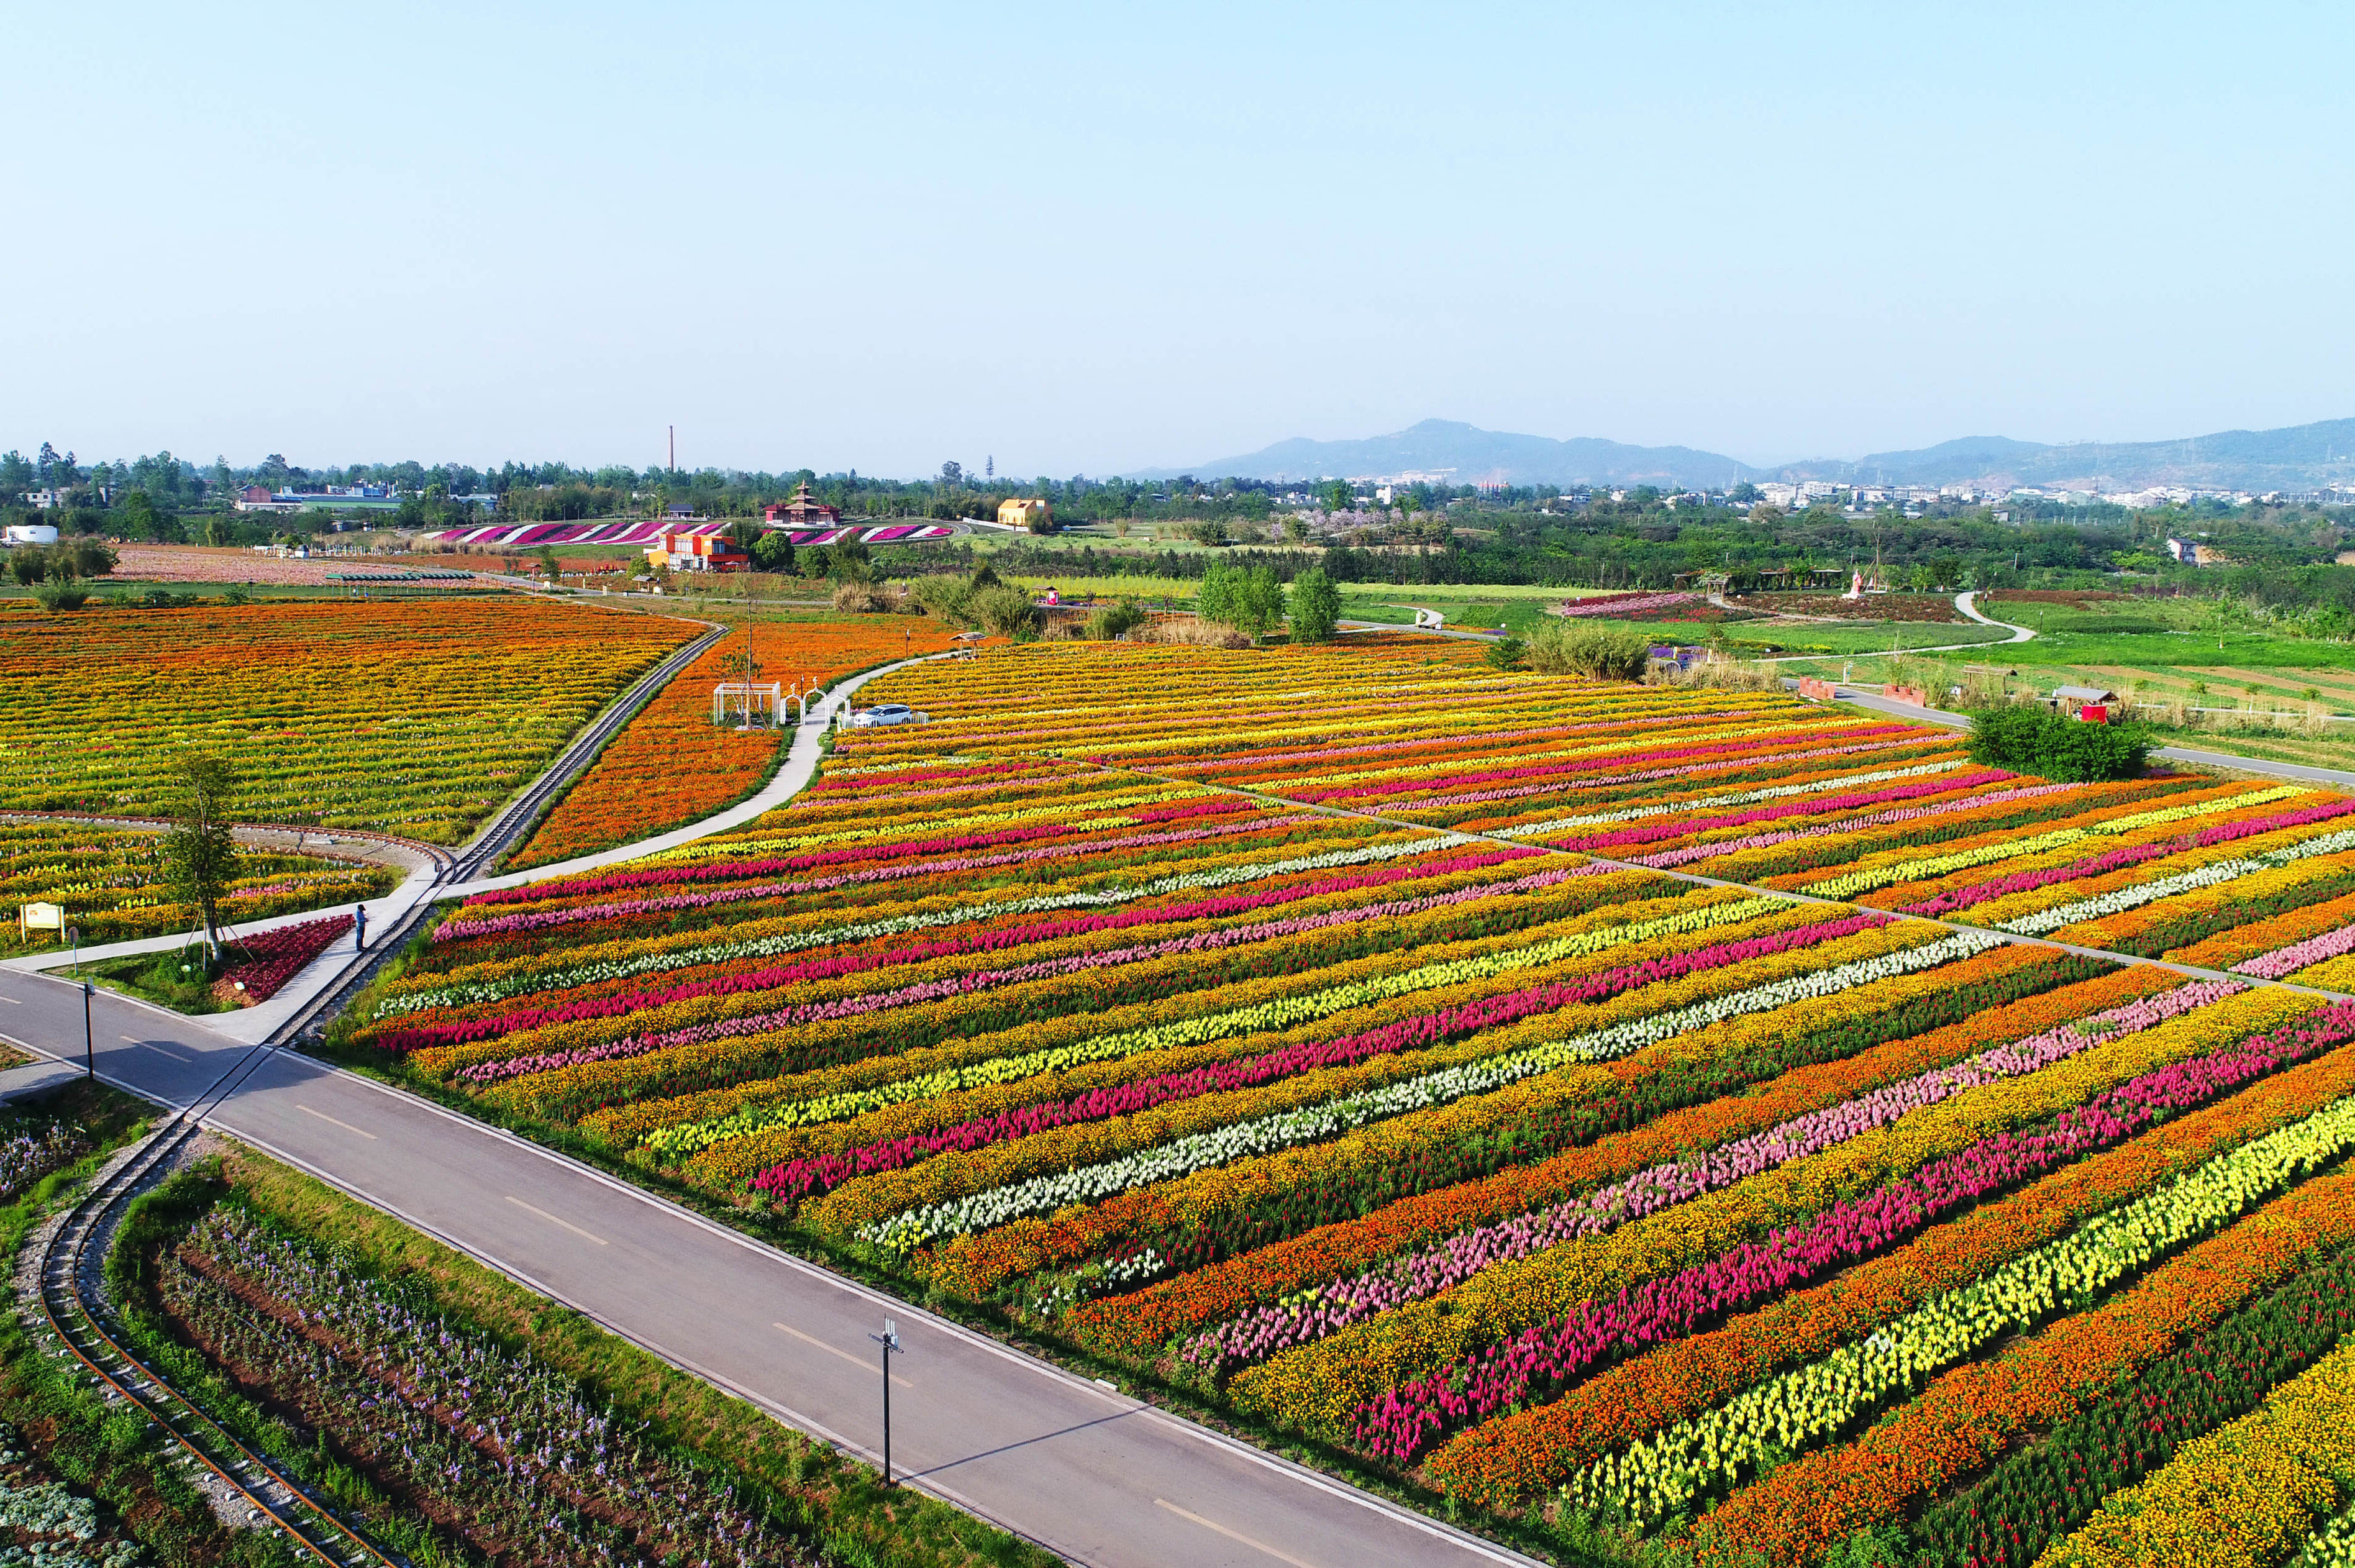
[{"x1": 1131, "y1": 416, "x2": 2355, "y2": 493}]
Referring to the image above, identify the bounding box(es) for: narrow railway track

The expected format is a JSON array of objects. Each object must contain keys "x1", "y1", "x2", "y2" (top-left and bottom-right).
[
  {"x1": 25, "y1": 615, "x2": 729, "y2": 1562},
  {"x1": 34, "y1": 1054, "x2": 401, "y2": 1567}
]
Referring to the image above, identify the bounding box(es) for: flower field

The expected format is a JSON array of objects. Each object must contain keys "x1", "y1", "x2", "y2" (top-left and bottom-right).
[
  {"x1": 0, "y1": 601, "x2": 699, "y2": 841},
  {"x1": 358, "y1": 639, "x2": 2355, "y2": 1563},
  {"x1": 505, "y1": 617, "x2": 963, "y2": 870},
  {"x1": 0, "y1": 819, "x2": 396, "y2": 952}
]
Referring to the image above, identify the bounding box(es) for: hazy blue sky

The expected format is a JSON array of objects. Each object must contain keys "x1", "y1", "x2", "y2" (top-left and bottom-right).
[{"x1": 6, "y1": 2, "x2": 2348, "y2": 477}]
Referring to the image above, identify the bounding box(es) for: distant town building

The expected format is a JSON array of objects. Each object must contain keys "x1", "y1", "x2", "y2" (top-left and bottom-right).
[
  {"x1": 17, "y1": 490, "x2": 70, "y2": 510},
  {"x1": 997, "y1": 497, "x2": 1054, "y2": 530}
]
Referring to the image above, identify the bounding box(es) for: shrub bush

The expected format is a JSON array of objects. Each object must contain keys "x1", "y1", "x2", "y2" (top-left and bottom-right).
[
  {"x1": 1967, "y1": 704, "x2": 2153, "y2": 781},
  {"x1": 1527, "y1": 621, "x2": 1649, "y2": 680}
]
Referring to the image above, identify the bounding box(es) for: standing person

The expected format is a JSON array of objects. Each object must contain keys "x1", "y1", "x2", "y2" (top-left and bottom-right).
[{"x1": 354, "y1": 903, "x2": 367, "y2": 952}]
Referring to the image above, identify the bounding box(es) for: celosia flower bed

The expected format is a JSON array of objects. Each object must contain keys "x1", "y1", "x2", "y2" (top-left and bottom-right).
[
  {"x1": 352, "y1": 638, "x2": 2355, "y2": 1561},
  {"x1": 217, "y1": 913, "x2": 353, "y2": 1003},
  {"x1": 0, "y1": 601, "x2": 697, "y2": 841}
]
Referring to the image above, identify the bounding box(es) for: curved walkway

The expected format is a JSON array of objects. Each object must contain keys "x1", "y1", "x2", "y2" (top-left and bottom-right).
[
  {"x1": 444, "y1": 652, "x2": 952, "y2": 896},
  {"x1": 1756, "y1": 590, "x2": 2035, "y2": 662}
]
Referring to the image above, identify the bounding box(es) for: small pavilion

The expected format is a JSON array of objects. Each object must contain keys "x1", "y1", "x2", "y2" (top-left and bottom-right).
[{"x1": 763, "y1": 483, "x2": 841, "y2": 527}]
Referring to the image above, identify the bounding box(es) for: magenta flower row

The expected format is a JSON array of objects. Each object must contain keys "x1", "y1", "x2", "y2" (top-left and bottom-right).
[
  {"x1": 380, "y1": 847, "x2": 1548, "y2": 1050},
  {"x1": 1896, "y1": 795, "x2": 2355, "y2": 916},
  {"x1": 1183, "y1": 714, "x2": 1756, "y2": 775},
  {"x1": 432, "y1": 813, "x2": 1331, "y2": 942},
  {"x1": 1632, "y1": 781, "x2": 2085, "y2": 870},
  {"x1": 1350, "y1": 996, "x2": 2355, "y2": 1462},
  {"x1": 1188, "y1": 978, "x2": 2236, "y2": 1377},
  {"x1": 441, "y1": 860, "x2": 1590, "y2": 1077},
  {"x1": 742, "y1": 912, "x2": 1893, "y2": 1200},
  {"x1": 464, "y1": 795, "x2": 1259, "y2": 911},
  {"x1": 1286, "y1": 724, "x2": 1911, "y2": 805},
  {"x1": 1558, "y1": 768, "x2": 2021, "y2": 854},
  {"x1": 1433, "y1": 736, "x2": 1947, "y2": 821}
]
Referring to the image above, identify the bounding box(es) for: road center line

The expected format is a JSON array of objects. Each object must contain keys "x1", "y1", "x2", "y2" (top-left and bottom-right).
[
  {"x1": 296, "y1": 1103, "x2": 376, "y2": 1139},
  {"x1": 139, "y1": 1041, "x2": 194, "y2": 1062},
  {"x1": 1153, "y1": 1498, "x2": 1321, "y2": 1568},
  {"x1": 0, "y1": 996, "x2": 19, "y2": 1004},
  {"x1": 503, "y1": 1193, "x2": 607, "y2": 1245},
  {"x1": 775, "y1": 1322, "x2": 913, "y2": 1387}
]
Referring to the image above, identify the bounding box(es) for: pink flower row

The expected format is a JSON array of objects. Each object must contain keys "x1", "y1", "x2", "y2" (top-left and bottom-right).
[
  {"x1": 1187, "y1": 978, "x2": 2235, "y2": 1376},
  {"x1": 446, "y1": 860, "x2": 1592, "y2": 1080},
  {"x1": 1286, "y1": 725, "x2": 1911, "y2": 805},
  {"x1": 1185, "y1": 716, "x2": 1753, "y2": 775},
  {"x1": 2236, "y1": 920, "x2": 2355, "y2": 978},
  {"x1": 1560, "y1": 768, "x2": 2021, "y2": 855},
  {"x1": 431, "y1": 813, "x2": 1331, "y2": 942},
  {"x1": 1439, "y1": 736, "x2": 1948, "y2": 822},
  {"x1": 1631, "y1": 781, "x2": 2084, "y2": 870},
  {"x1": 1351, "y1": 994, "x2": 2351, "y2": 1462},
  {"x1": 1556, "y1": 591, "x2": 1698, "y2": 618},
  {"x1": 744, "y1": 912, "x2": 1893, "y2": 1200}
]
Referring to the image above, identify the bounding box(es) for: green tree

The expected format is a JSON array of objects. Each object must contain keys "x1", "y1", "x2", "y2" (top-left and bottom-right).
[
  {"x1": 1287, "y1": 567, "x2": 1342, "y2": 643},
  {"x1": 537, "y1": 545, "x2": 562, "y2": 583},
  {"x1": 750, "y1": 530, "x2": 796, "y2": 573},
  {"x1": 162, "y1": 756, "x2": 240, "y2": 959},
  {"x1": 1202, "y1": 564, "x2": 1284, "y2": 642}
]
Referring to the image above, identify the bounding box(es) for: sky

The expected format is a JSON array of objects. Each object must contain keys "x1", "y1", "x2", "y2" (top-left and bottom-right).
[{"x1": 5, "y1": 1, "x2": 2350, "y2": 479}]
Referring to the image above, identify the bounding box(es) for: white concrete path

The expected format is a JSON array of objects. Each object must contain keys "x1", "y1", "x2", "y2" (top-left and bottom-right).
[{"x1": 444, "y1": 652, "x2": 955, "y2": 897}]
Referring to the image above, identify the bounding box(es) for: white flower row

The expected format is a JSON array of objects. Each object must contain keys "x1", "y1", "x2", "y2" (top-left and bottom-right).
[
  {"x1": 1495, "y1": 760, "x2": 1969, "y2": 841},
  {"x1": 381, "y1": 833, "x2": 1477, "y2": 1015},
  {"x1": 647, "y1": 894, "x2": 1790, "y2": 1155},
  {"x1": 1565, "y1": 1085, "x2": 2355, "y2": 1528},
  {"x1": 1999, "y1": 824, "x2": 2355, "y2": 936},
  {"x1": 858, "y1": 931, "x2": 2000, "y2": 1252}
]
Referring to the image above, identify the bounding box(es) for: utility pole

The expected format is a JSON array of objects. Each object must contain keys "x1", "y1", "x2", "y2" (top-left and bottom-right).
[
  {"x1": 869, "y1": 1320, "x2": 904, "y2": 1484},
  {"x1": 669, "y1": 426, "x2": 675, "y2": 475}
]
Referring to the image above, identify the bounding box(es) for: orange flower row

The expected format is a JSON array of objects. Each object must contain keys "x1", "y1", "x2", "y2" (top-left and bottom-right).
[{"x1": 507, "y1": 618, "x2": 963, "y2": 870}]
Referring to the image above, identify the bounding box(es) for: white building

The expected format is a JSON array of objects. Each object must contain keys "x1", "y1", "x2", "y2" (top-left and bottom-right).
[{"x1": 4, "y1": 523, "x2": 60, "y2": 545}]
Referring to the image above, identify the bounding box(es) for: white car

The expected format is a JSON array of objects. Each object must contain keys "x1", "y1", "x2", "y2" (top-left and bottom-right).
[{"x1": 849, "y1": 702, "x2": 926, "y2": 727}]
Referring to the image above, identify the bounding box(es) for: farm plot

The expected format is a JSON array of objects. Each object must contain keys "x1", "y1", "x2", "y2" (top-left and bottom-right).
[
  {"x1": 0, "y1": 819, "x2": 395, "y2": 953},
  {"x1": 504, "y1": 616, "x2": 963, "y2": 871},
  {"x1": 0, "y1": 601, "x2": 699, "y2": 841},
  {"x1": 357, "y1": 639, "x2": 2355, "y2": 1562}
]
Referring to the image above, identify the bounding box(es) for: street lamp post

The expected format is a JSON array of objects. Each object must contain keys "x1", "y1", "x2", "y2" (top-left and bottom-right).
[
  {"x1": 68, "y1": 927, "x2": 91, "y2": 1079},
  {"x1": 869, "y1": 1319, "x2": 903, "y2": 1485}
]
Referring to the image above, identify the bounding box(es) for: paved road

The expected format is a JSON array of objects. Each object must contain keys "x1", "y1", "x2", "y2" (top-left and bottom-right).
[
  {"x1": 0, "y1": 970, "x2": 1532, "y2": 1568},
  {"x1": 1818, "y1": 686, "x2": 2355, "y2": 789}
]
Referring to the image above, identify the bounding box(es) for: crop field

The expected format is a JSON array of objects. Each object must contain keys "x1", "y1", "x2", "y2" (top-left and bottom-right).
[
  {"x1": 505, "y1": 616, "x2": 963, "y2": 870},
  {"x1": 347, "y1": 639, "x2": 2355, "y2": 1563},
  {"x1": 0, "y1": 601, "x2": 699, "y2": 841},
  {"x1": 0, "y1": 819, "x2": 396, "y2": 952}
]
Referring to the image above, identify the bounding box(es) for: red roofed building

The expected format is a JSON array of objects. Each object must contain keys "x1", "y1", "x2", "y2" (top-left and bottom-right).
[{"x1": 762, "y1": 481, "x2": 840, "y2": 527}]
